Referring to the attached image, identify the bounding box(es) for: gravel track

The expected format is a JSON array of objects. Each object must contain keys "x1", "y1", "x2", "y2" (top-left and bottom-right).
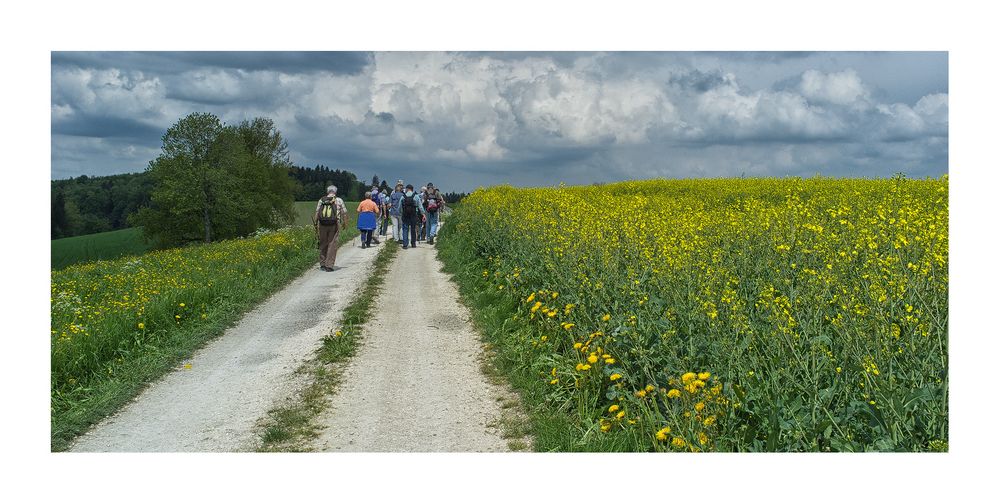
[
  {"x1": 69, "y1": 236, "x2": 382, "y2": 452},
  {"x1": 313, "y1": 240, "x2": 510, "y2": 452}
]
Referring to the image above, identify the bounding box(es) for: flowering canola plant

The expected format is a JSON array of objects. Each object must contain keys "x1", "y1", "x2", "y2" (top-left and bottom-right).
[{"x1": 442, "y1": 176, "x2": 948, "y2": 452}]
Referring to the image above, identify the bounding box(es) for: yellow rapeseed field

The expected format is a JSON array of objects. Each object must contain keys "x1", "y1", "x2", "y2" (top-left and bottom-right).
[{"x1": 442, "y1": 176, "x2": 948, "y2": 452}]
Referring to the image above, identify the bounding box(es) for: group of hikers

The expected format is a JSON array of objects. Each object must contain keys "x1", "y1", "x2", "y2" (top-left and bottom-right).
[{"x1": 312, "y1": 180, "x2": 447, "y2": 272}]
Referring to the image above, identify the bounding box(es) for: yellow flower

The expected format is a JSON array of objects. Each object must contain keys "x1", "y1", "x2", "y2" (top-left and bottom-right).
[
  {"x1": 698, "y1": 372, "x2": 711, "y2": 380},
  {"x1": 581, "y1": 364, "x2": 591, "y2": 371},
  {"x1": 656, "y1": 427, "x2": 671, "y2": 441},
  {"x1": 836, "y1": 367, "x2": 842, "y2": 373},
  {"x1": 610, "y1": 373, "x2": 622, "y2": 381},
  {"x1": 698, "y1": 432, "x2": 709, "y2": 445},
  {"x1": 616, "y1": 411, "x2": 626, "y2": 420},
  {"x1": 608, "y1": 404, "x2": 620, "y2": 413},
  {"x1": 671, "y1": 437, "x2": 686, "y2": 448},
  {"x1": 526, "y1": 293, "x2": 535, "y2": 303},
  {"x1": 573, "y1": 342, "x2": 583, "y2": 349},
  {"x1": 635, "y1": 390, "x2": 647, "y2": 398},
  {"x1": 600, "y1": 421, "x2": 611, "y2": 433},
  {"x1": 179, "y1": 303, "x2": 185, "y2": 307},
  {"x1": 588, "y1": 354, "x2": 598, "y2": 364},
  {"x1": 137, "y1": 322, "x2": 145, "y2": 330},
  {"x1": 695, "y1": 402, "x2": 705, "y2": 412},
  {"x1": 551, "y1": 292, "x2": 559, "y2": 299},
  {"x1": 645, "y1": 384, "x2": 656, "y2": 393},
  {"x1": 183, "y1": 363, "x2": 192, "y2": 369},
  {"x1": 605, "y1": 358, "x2": 616, "y2": 364},
  {"x1": 563, "y1": 323, "x2": 575, "y2": 330},
  {"x1": 602, "y1": 314, "x2": 611, "y2": 322},
  {"x1": 667, "y1": 389, "x2": 681, "y2": 399},
  {"x1": 681, "y1": 372, "x2": 697, "y2": 384},
  {"x1": 549, "y1": 378, "x2": 559, "y2": 385},
  {"x1": 703, "y1": 415, "x2": 717, "y2": 426}
]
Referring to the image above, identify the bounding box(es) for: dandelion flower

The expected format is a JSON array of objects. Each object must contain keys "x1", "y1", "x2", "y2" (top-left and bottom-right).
[
  {"x1": 588, "y1": 355, "x2": 598, "y2": 364},
  {"x1": 137, "y1": 322, "x2": 145, "y2": 330},
  {"x1": 573, "y1": 342, "x2": 583, "y2": 349},
  {"x1": 605, "y1": 358, "x2": 616, "y2": 364},
  {"x1": 698, "y1": 372, "x2": 711, "y2": 380},
  {"x1": 671, "y1": 437, "x2": 686, "y2": 448},
  {"x1": 656, "y1": 427, "x2": 671, "y2": 441},
  {"x1": 616, "y1": 411, "x2": 626, "y2": 420},
  {"x1": 695, "y1": 402, "x2": 705, "y2": 412},
  {"x1": 681, "y1": 372, "x2": 697, "y2": 384},
  {"x1": 549, "y1": 378, "x2": 559, "y2": 385},
  {"x1": 602, "y1": 314, "x2": 611, "y2": 322},
  {"x1": 610, "y1": 373, "x2": 622, "y2": 381},
  {"x1": 667, "y1": 389, "x2": 681, "y2": 399}
]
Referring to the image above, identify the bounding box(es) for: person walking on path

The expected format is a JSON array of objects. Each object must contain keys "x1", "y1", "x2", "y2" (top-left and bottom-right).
[
  {"x1": 314, "y1": 185, "x2": 348, "y2": 272},
  {"x1": 389, "y1": 181, "x2": 404, "y2": 242},
  {"x1": 357, "y1": 192, "x2": 380, "y2": 249},
  {"x1": 424, "y1": 184, "x2": 443, "y2": 245},
  {"x1": 418, "y1": 185, "x2": 429, "y2": 241},
  {"x1": 400, "y1": 184, "x2": 424, "y2": 249},
  {"x1": 368, "y1": 187, "x2": 382, "y2": 245},
  {"x1": 379, "y1": 190, "x2": 390, "y2": 238}
]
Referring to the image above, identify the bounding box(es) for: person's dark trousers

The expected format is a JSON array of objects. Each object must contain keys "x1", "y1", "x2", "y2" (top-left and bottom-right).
[
  {"x1": 364, "y1": 229, "x2": 374, "y2": 247},
  {"x1": 403, "y1": 217, "x2": 418, "y2": 247}
]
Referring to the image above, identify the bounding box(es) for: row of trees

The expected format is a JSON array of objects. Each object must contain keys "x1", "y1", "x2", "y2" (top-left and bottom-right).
[
  {"x1": 288, "y1": 165, "x2": 363, "y2": 201},
  {"x1": 51, "y1": 173, "x2": 154, "y2": 238}
]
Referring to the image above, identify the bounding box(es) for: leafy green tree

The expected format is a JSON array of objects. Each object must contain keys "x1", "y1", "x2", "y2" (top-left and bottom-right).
[{"x1": 133, "y1": 112, "x2": 298, "y2": 246}]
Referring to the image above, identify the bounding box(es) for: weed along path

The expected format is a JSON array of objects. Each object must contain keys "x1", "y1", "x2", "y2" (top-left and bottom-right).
[
  {"x1": 69, "y1": 238, "x2": 384, "y2": 452},
  {"x1": 313, "y1": 242, "x2": 514, "y2": 452}
]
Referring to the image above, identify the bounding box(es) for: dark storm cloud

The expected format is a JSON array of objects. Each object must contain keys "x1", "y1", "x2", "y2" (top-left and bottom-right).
[
  {"x1": 51, "y1": 51, "x2": 948, "y2": 191},
  {"x1": 52, "y1": 51, "x2": 373, "y2": 75},
  {"x1": 52, "y1": 114, "x2": 164, "y2": 141}
]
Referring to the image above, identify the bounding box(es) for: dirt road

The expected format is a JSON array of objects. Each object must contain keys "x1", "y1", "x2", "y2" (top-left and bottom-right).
[
  {"x1": 69, "y1": 225, "x2": 516, "y2": 453},
  {"x1": 312, "y1": 242, "x2": 510, "y2": 452},
  {"x1": 69, "y1": 237, "x2": 382, "y2": 452}
]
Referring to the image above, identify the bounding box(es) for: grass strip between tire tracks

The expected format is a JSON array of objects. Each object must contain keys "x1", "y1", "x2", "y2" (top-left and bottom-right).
[{"x1": 257, "y1": 239, "x2": 399, "y2": 451}]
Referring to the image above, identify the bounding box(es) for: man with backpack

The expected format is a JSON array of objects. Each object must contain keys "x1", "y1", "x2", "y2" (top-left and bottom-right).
[
  {"x1": 424, "y1": 183, "x2": 443, "y2": 245},
  {"x1": 313, "y1": 185, "x2": 348, "y2": 272},
  {"x1": 399, "y1": 184, "x2": 424, "y2": 249},
  {"x1": 388, "y1": 182, "x2": 404, "y2": 242}
]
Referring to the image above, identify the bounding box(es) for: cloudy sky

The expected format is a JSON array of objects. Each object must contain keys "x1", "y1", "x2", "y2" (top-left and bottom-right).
[{"x1": 51, "y1": 51, "x2": 947, "y2": 191}]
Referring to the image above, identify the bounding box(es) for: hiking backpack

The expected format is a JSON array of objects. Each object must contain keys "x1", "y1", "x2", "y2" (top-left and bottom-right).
[
  {"x1": 427, "y1": 197, "x2": 439, "y2": 213},
  {"x1": 318, "y1": 197, "x2": 339, "y2": 226},
  {"x1": 402, "y1": 193, "x2": 418, "y2": 219}
]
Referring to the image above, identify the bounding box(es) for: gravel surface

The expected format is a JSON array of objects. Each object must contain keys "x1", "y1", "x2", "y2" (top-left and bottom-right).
[
  {"x1": 69, "y1": 236, "x2": 382, "y2": 452},
  {"x1": 313, "y1": 241, "x2": 510, "y2": 452}
]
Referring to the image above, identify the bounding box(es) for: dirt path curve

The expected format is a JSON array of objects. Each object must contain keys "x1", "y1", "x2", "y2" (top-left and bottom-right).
[
  {"x1": 70, "y1": 236, "x2": 383, "y2": 452},
  {"x1": 313, "y1": 242, "x2": 510, "y2": 452}
]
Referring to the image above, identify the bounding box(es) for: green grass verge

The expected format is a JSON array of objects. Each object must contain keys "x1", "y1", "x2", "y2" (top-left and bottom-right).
[
  {"x1": 51, "y1": 227, "x2": 152, "y2": 270},
  {"x1": 436, "y1": 213, "x2": 639, "y2": 452},
  {"x1": 51, "y1": 201, "x2": 357, "y2": 271},
  {"x1": 51, "y1": 225, "x2": 362, "y2": 452},
  {"x1": 257, "y1": 239, "x2": 399, "y2": 451}
]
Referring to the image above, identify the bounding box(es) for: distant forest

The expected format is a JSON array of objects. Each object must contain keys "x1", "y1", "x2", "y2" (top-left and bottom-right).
[{"x1": 52, "y1": 166, "x2": 467, "y2": 239}]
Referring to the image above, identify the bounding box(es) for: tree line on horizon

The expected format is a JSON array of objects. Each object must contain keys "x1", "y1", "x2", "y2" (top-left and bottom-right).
[{"x1": 52, "y1": 113, "x2": 468, "y2": 242}]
